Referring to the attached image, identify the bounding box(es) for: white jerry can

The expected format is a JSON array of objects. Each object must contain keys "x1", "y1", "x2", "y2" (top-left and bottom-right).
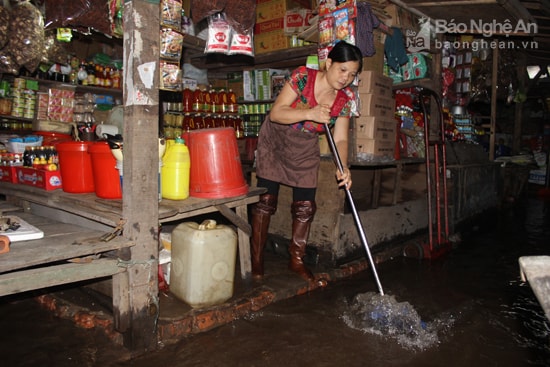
[{"x1": 170, "y1": 219, "x2": 238, "y2": 308}]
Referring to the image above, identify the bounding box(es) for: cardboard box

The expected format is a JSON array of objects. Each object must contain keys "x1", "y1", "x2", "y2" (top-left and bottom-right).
[
  {"x1": 256, "y1": 0, "x2": 312, "y2": 23},
  {"x1": 255, "y1": 69, "x2": 286, "y2": 100},
  {"x1": 227, "y1": 73, "x2": 244, "y2": 101},
  {"x1": 14, "y1": 167, "x2": 62, "y2": 191},
  {"x1": 355, "y1": 116, "x2": 397, "y2": 140},
  {"x1": 284, "y1": 9, "x2": 313, "y2": 35},
  {"x1": 242, "y1": 70, "x2": 256, "y2": 101},
  {"x1": 254, "y1": 30, "x2": 291, "y2": 54},
  {"x1": 357, "y1": 70, "x2": 393, "y2": 97},
  {"x1": 0, "y1": 166, "x2": 17, "y2": 183},
  {"x1": 363, "y1": 29, "x2": 385, "y2": 74},
  {"x1": 354, "y1": 137, "x2": 396, "y2": 157},
  {"x1": 358, "y1": 93, "x2": 396, "y2": 118},
  {"x1": 208, "y1": 78, "x2": 229, "y2": 91},
  {"x1": 255, "y1": 18, "x2": 285, "y2": 34}
]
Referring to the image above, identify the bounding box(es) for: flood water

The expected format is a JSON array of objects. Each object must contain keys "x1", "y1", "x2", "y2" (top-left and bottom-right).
[{"x1": 1, "y1": 196, "x2": 550, "y2": 366}]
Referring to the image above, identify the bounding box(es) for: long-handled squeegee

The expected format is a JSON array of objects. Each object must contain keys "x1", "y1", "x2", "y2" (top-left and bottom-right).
[{"x1": 323, "y1": 122, "x2": 384, "y2": 296}]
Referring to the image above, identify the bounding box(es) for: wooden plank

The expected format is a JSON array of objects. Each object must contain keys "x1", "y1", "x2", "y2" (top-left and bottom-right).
[
  {"x1": 214, "y1": 204, "x2": 252, "y2": 235},
  {"x1": 0, "y1": 258, "x2": 126, "y2": 296},
  {"x1": 158, "y1": 187, "x2": 265, "y2": 223},
  {"x1": 235, "y1": 204, "x2": 251, "y2": 278},
  {"x1": 0, "y1": 232, "x2": 134, "y2": 273},
  {"x1": 0, "y1": 183, "x2": 121, "y2": 226},
  {"x1": 0, "y1": 210, "x2": 134, "y2": 273}
]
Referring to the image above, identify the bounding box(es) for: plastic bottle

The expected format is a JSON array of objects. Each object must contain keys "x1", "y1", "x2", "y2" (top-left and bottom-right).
[
  {"x1": 227, "y1": 89, "x2": 237, "y2": 113},
  {"x1": 191, "y1": 88, "x2": 203, "y2": 113},
  {"x1": 161, "y1": 137, "x2": 190, "y2": 200},
  {"x1": 183, "y1": 88, "x2": 193, "y2": 112}
]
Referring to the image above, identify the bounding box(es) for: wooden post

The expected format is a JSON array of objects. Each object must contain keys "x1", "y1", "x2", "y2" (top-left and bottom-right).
[
  {"x1": 489, "y1": 47, "x2": 499, "y2": 161},
  {"x1": 117, "y1": 0, "x2": 160, "y2": 351},
  {"x1": 513, "y1": 54, "x2": 527, "y2": 154}
]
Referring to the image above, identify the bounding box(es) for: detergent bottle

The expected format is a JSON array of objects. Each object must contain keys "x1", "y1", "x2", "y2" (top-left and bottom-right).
[{"x1": 161, "y1": 137, "x2": 190, "y2": 200}]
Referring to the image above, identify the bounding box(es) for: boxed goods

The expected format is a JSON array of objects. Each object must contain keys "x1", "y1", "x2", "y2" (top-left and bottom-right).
[
  {"x1": 256, "y1": 0, "x2": 312, "y2": 23},
  {"x1": 254, "y1": 30, "x2": 291, "y2": 54},
  {"x1": 358, "y1": 93, "x2": 396, "y2": 118},
  {"x1": 355, "y1": 116, "x2": 397, "y2": 140},
  {"x1": 0, "y1": 166, "x2": 17, "y2": 183},
  {"x1": 14, "y1": 166, "x2": 62, "y2": 191},
  {"x1": 357, "y1": 70, "x2": 393, "y2": 97},
  {"x1": 354, "y1": 137, "x2": 395, "y2": 157}
]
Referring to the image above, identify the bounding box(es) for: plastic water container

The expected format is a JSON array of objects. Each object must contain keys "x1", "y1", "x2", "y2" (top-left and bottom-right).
[
  {"x1": 161, "y1": 138, "x2": 190, "y2": 200},
  {"x1": 170, "y1": 219, "x2": 238, "y2": 308}
]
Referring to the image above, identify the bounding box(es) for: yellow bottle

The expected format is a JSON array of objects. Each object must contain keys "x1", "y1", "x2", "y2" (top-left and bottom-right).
[{"x1": 161, "y1": 138, "x2": 190, "y2": 200}]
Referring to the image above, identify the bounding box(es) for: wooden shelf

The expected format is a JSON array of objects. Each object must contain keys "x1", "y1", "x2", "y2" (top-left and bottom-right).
[
  {"x1": 188, "y1": 37, "x2": 318, "y2": 71},
  {"x1": 18, "y1": 76, "x2": 122, "y2": 96}
]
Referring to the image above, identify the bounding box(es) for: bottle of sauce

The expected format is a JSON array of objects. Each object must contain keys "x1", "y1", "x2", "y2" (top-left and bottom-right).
[
  {"x1": 227, "y1": 89, "x2": 237, "y2": 114},
  {"x1": 183, "y1": 88, "x2": 193, "y2": 112},
  {"x1": 192, "y1": 89, "x2": 203, "y2": 113}
]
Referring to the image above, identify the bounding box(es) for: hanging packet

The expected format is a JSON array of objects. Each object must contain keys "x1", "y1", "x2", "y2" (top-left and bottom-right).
[
  {"x1": 228, "y1": 29, "x2": 254, "y2": 56},
  {"x1": 205, "y1": 13, "x2": 231, "y2": 54}
]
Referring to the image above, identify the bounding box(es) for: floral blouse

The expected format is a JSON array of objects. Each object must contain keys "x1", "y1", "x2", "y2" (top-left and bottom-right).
[{"x1": 287, "y1": 66, "x2": 356, "y2": 133}]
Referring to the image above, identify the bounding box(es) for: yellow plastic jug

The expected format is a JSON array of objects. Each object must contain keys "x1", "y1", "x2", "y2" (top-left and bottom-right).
[{"x1": 161, "y1": 138, "x2": 190, "y2": 200}]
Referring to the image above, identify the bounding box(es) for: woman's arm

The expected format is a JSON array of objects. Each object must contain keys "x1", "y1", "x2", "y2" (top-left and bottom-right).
[
  {"x1": 269, "y1": 82, "x2": 332, "y2": 125},
  {"x1": 332, "y1": 116, "x2": 352, "y2": 188}
]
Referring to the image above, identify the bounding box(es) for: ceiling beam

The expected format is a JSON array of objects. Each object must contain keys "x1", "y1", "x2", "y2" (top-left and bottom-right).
[{"x1": 496, "y1": 0, "x2": 537, "y2": 23}]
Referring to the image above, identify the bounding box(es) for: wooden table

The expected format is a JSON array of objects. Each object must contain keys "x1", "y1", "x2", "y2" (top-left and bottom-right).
[{"x1": 0, "y1": 182, "x2": 265, "y2": 281}]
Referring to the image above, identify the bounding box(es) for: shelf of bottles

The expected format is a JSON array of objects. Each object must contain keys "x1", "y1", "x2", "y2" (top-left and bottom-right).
[
  {"x1": 239, "y1": 102, "x2": 272, "y2": 137},
  {"x1": 162, "y1": 88, "x2": 239, "y2": 139}
]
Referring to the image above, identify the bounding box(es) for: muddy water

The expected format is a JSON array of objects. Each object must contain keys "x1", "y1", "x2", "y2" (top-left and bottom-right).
[{"x1": 1, "y1": 197, "x2": 549, "y2": 366}]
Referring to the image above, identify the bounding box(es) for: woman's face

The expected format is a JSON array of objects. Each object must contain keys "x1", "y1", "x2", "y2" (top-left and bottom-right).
[{"x1": 326, "y1": 59, "x2": 360, "y2": 90}]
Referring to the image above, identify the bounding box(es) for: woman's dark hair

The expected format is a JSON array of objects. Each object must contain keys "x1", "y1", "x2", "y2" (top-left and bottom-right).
[{"x1": 328, "y1": 41, "x2": 363, "y2": 71}]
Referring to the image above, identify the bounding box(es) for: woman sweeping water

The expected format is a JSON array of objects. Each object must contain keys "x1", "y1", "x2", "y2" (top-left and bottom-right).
[{"x1": 250, "y1": 41, "x2": 363, "y2": 287}]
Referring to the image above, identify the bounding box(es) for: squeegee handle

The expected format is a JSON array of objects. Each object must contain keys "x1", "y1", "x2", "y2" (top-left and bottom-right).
[{"x1": 323, "y1": 123, "x2": 384, "y2": 296}]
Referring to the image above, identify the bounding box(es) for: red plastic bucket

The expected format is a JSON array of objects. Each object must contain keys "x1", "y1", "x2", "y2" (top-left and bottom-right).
[
  {"x1": 35, "y1": 131, "x2": 72, "y2": 147},
  {"x1": 56, "y1": 141, "x2": 95, "y2": 193},
  {"x1": 188, "y1": 127, "x2": 248, "y2": 199},
  {"x1": 88, "y1": 141, "x2": 122, "y2": 199}
]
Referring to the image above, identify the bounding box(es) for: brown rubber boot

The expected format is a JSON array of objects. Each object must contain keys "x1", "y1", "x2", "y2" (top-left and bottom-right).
[
  {"x1": 250, "y1": 193, "x2": 277, "y2": 279},
  {"x1": 289, "y1": 201, "x2": 327, "y2": 287}
]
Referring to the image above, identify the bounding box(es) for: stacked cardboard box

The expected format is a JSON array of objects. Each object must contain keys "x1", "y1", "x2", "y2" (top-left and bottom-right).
[
  {"x1": 254, "y1": 0, "x2": 312, "y2": 54},
  {"x1": 353, "y1": 71, "x2": 396, "y2": 158}
]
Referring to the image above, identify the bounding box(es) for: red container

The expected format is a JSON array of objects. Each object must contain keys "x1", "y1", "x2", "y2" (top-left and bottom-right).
[
  {"x1": 56, "y1": 141, "x2": 95, "y2": 193},
  {"x1": 14, "y1": 167, "x2": 62, "y2": 191},
  {"x1": 188, "y1": 127, "x2": 248, "y2": 199},
  {"x1": 35, "y1": 131, "x2": 72, "y2": 147},
  {"x1": 88, "y1": 141, "x2": 122, "y2": 199}
]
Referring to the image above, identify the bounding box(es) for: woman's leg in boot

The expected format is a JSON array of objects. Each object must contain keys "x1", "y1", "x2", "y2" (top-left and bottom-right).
[
  {"x1": 289, "y1": 200, "x2": 327, "y2": 287},
  {"x1": 251, "y1": 178, "x2": 279, "y2": 279},
  {"x1": 250, "y1": 194, "x2": 277, "y2": 279}
]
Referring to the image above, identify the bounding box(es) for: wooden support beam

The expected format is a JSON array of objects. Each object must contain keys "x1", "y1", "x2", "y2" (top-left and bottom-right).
[
  {"x1": 0, "y1": 259, "x2": 125, "y2": 296},
  {"x1": 120, "y1": 0, "x2": 160, "y2": 352},
  {"x1": 489, "y1": 47, "x2": 499, "y2": 161}
]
